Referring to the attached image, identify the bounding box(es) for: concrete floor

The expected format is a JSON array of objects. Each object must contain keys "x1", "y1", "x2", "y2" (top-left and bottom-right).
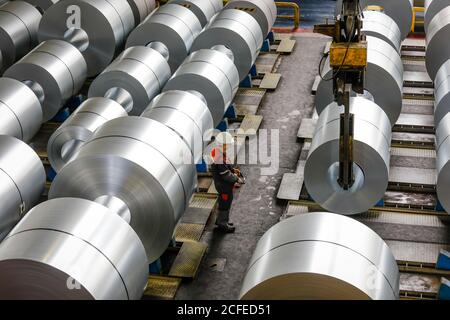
[{"x1": 176, "y1": 33, "x2": 330, "y2": 300}]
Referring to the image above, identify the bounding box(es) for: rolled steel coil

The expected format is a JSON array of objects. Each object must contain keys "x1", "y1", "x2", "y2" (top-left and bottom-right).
[
  {"x1": 433, "y1": 59, "x2": 450, "y2": 127},
  {"x1": 126, "y1": 3, "x2": 202, "y2": 73},
  {"x1": 0, "y1": 135, "x2": 45, "y2": 241},
  {"x1": 426, "y1": 6, "x2": 450, "y2": 81},
  {"x1": 39, "y1": 0, "x2": 135, "y2": 77},
  {"x1": 49, "y1": 116, "x2": 196, "y2": 262},
  {"x1": 89, "y1": 46, "x2": 171, "y2": 115},
  {"x1": 192, "y1": 8, "x2": 263, "y2": 81},
  {"x1": 163, "y1": 48, "x2": 239, "y2": 127},
  {"x1": 169, "y1": 0, "x2": 223, "y2": 27},
  {"x1": 224, "y1": 0, "x2": 276, "y2": 37},
  {"x1": 435, "y1": 113, "x2": 450, "y2": 214},
  {"x1": 22, "y1": 0, "x2": 59, "y2": 12},
  {"x1": 240, "y1": 212, "x2": 399, "y2": 300},
  {"x1": 0, "y1": 198, "x2": 148, "y2": 299},
  {"x1": 335, "y1": 0, "x2": 413, "y2": 40},
  {"x1": 361, "y1": 10, "x2": 402, "y2": 52},
  {"x1": 127, "y1": 0, "x2": 156, "y2": 25},
  {"x1": 0, "y1": 78, "x2": 42, "y2": 141},
  {"x1": 47, "y1": 97, "x2": 127, "y2": 172},
  {"x1": 0, "y1": 1, "x2": 42, "y2": 74},
  {"x1": 424, "y1": 0, "x2": 450, "y2": 32},
  {"x1": 304, "y1": 97, "x2": 391, "y2": 215},
  {"x1": 141, "y1": 90, "x2": 214, "y2": 163},
  {"x1": 316, "y1": 36, "x2": 403, "y2": 126},
  {"x1": 5, "y1": 39, "x2": 87, "y2": 122}
]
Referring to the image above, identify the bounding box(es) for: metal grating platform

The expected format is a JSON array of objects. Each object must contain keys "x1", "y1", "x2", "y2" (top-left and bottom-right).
[
  {"x1": 144, "y1": 276, "x2": 182, "y2": 299},
  {"x1": 175, "y1": 223, "x2": 206, "y2": 242},
  {"x1": 169, "y1": 241, "x2": 207, "y2": 279},
  {"x1": 386, "y1": 241, "x2": 450, "y2": 265},
  {"x1": 255, "y1": 53, "x2": 280, "y2": 74},
  {"x1": 233, "y1": 88, "x2": 266, "y2": 117},
  {"x1": 390, "y1": 147, "x2": 435, "y2": 158},
  {"x1": 355, "y1": 211, "x2": 446, "y2": 228},
  {"x1": 389, "y1": 167, "x2": 436, "y2": 186},
  {"x1": 190, "y1": 194, "x2": 217, "y2": 210},
  {"x1": 235, "y1": 115, "x2": 263, "y2": 136}
]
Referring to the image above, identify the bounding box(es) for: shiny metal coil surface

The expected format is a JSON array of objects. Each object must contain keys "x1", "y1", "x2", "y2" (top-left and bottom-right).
[
  {"x1": 316, "y1": 36, "x2": 403, "y2": 126},
  {"x1": 424, "y1": 0, "x2": 450, "y2": 32},
  {"x1": 335, "y1": 0, "x2": 413, "y2": 40},
  {"x1": 240, "y1": 212, "x2": 399, "y2": 300},
  {"x1": 435, "y1": 113, "x2": 450, "y2": 214},
  {"x1": 141, "y1": 90, "x2": 214, "y2": 163},
  {"x1": 47, "y1": 97, "x2": 127, "y2": 172},
  {"x1": 0, "y1": 135, "x2": 45, "y2": 241},
  {"x1": 0, "y1": 198, "x2": 148, "y2": 300},
  {"x1": 361, "y1": 10, "x2": 402, "y2": 52},
  {"x1": 4, "y1": 39, "x2": 87, "y2": 122},
  {"x1": 38, "y1": 0, "x2": 135, "y2": 77},
  {"x1": 89, "y1": 46, "x2": 171, "y2": 115},
  {"x1": 163, "y1": 48, "x2": 239, "y2": 126},
  {"x1": 426, "y1": 6, "x2": 450, "y2": 80},
  {"x1": 191, "y1": 8, "x2": 264, "y2": 81},
  {"x1": 305, "y1": 97, "x2": 392, "y2": 215},
  {"x1": 169, "y1": 0, "x2": 222, "y2": 27},
  {"x1": 224, "y1": 0, "x2": 276, "y2": 37},
  {"x1": 0, "y1": 77, "x2": 42, "y2": 141},
  {"x1": 0, "y1": 1, "x2": 42, "y2": 74},
  {"x1": 49, "y1": 116, "x2": 197, "y2": 262},
  {"x1": 126, "y1": 4, "x2": 202, "y2": 72}
]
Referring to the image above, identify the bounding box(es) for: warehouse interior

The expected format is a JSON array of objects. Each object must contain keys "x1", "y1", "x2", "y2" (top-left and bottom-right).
[{"x1": 0, "y1": 0, "x2": 449, "y2": 301}]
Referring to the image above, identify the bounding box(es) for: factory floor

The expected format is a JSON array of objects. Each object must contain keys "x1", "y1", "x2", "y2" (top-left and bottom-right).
[{"x1": 176, "y1": 32, "x2": 330, "y2": 300}]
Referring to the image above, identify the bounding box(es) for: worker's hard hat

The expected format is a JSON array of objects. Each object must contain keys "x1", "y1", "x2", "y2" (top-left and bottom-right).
[{"x1": 215, "y1": 132, "x2": 235, "y2": 146}]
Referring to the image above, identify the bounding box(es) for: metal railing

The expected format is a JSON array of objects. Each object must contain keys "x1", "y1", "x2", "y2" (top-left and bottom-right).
[{"x1": 411, "y1": 6, "x2": 425, "y2": 33}]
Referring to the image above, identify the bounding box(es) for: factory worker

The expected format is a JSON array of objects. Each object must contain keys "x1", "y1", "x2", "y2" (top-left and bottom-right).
[{"x1": 210, "y1": 132, "x2": 245, "y2": 233}]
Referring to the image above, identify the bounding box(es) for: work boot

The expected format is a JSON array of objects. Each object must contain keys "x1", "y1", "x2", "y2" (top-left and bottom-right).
[
  {"x1": 215, "y1": 210, "x2": 230, "y2": 226},
  {"x1": 216, "y1": 223, "x2": 236, "y2": 233}
]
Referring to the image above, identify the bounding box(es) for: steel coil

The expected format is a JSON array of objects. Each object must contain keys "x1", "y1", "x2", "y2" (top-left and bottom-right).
[
  {"x1": 169, "y1": 0, "x2": 223, "y2": 27},
  {"x1": 0, "y1": 78, "x2": 42, "y2": 141},
  {"x1": 433, "y1": 59, "x2": 450, "y2": 127},
  {"x1": 22, "y1": 0, "x2": 59, "y2": 11},
  {"x1": 0, "y1": 198, "x2": 148, "y2": 299},
  {"x1": 141, "y1": 90, "x2": 214, "y2": 163},
  {"x1": 4, "y1": 39, "x2": 87, "y2": 122},
  {"x1": 424, "y1": 0, "x2": 450, "y2": 32},
  {"x1": 0, "y1": 1, "x2": 42, "y2": 74},
  {"x1": 224, "y1": 0, "x2": 276, "y2": 37},
  {"x1": 192, "y1": 9, "x2": 263, "y2": 81},
  {"x1": 89, "y1": 46, "x2": 171, "y2": 115},
  {"x1": 426, "y1": 6, "x2": 450, "y2": 80},
  {"x1": 39, "y1": 0, "x2": 135, "y2": 77},
  {"x1": 0, "y1": 135, "x2": 45, "y2": 240},
  {"x1": 163, "y1": 48, "x2": 239, "y2": 127},
  {"x1": 240, "y1": 212, "x2": 399, "y2": 300},
  {"x1": 47, "y1": 97, "x2": 127, "y2": 172},
  {"x1": 49, "y1": 116, "x2": 196, "y2": 262},
  {"x1": 127, "y1": 0, "x2": 156, "y2": 25},
  {"x1": 361, "y1": 10, "x2": 402, "y2": 52},
  {"x1": 126, "y1": 4, "x2": 202, "y2": 73},
  {"x1": 335, "y1": 0, "x2": 413, "y2": 40},
  {"x1": 305, "y1": 97, "x2": 391, "y2": 215},
  {"x1": 435, "y1": 113, "x2": 450, "y2": 214},
  {"x1": 316, "y1": 36, "x2": 403, "y2": 126}
]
